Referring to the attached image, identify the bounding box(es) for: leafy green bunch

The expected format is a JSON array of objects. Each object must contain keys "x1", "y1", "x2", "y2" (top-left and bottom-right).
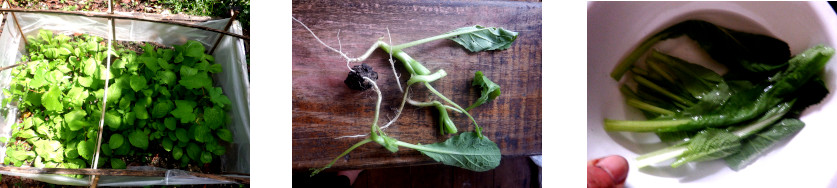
[{"x1": 0, "y1": 30, "x2": 233, "y2": 176}]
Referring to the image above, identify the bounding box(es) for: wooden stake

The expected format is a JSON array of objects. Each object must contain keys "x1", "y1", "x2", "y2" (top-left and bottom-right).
[
  {"x1": 208, "y1": 9, "x2": 239, "y2": 55},
  {"x1": 0, "y1": 8, "x2": 248, "y2": 40}
]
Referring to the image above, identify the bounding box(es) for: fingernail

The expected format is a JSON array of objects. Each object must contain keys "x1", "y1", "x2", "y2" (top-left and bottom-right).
[{"x1": 594, "y1": 155, "x2": 629, "y2": 184}]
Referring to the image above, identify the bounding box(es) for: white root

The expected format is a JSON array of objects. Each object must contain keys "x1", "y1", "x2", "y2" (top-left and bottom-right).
[{"x1": 292, "y1": 16, "x2": 415, "y2": 139}]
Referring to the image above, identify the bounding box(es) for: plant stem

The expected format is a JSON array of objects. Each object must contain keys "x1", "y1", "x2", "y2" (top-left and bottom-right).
[
  {"x1": 392, "y1": 27, "x2": 493, "y2": 51},
  {"x1": 635, "y1": 144, "x2": 688, "y2": 168},
  {"x1": 379, "y1": 43, "x2": 430, "y2": 75},
  {"x1": 407, "y1": 69, "x2": 447, "y2": 85},
  {"x1": 603, "y1": 119, "x2": 691, "y2": 132},
  {"x1": 309, "y1": 138, "x2": 373, "y2": 177},
  {"x1": 424, "y1": 82, "x2": 483, "y2": 137}
]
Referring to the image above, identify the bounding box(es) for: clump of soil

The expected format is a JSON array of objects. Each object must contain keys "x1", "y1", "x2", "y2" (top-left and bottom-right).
[{"x1": 344, "y1": 63, "x2": 378, "y2": 91}]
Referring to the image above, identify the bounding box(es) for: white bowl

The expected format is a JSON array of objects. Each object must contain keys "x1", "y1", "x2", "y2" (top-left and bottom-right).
[{"x1": 588, "y1": 2, "x2": 837, "y2": 187}]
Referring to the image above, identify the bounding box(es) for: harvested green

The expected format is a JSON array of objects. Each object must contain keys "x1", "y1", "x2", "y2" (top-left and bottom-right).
[{"x1": 604, "y1": 20, "x2": 831, "y2": 170}]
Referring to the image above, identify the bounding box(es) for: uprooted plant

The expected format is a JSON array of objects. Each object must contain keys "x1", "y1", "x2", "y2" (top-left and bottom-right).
[{"x1": 293, "y1": 17, "x2": 516, "y2": 176}]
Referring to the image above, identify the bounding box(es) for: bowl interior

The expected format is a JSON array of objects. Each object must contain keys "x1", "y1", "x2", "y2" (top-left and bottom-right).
[{"x1": 588, "y1": 2, "x2": 837, "y2": 187}]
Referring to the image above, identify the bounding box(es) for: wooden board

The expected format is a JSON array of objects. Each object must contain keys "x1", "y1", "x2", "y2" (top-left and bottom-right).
[{"x1": 292, "y1": 0, "x2": 542, "y2": 171}]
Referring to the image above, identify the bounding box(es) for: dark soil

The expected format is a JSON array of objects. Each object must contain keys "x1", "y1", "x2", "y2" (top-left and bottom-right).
[{"x1": 344, "y1": 63, "x2": 379, "y2": 91}]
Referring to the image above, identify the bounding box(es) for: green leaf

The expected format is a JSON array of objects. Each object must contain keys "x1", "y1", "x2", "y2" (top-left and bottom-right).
[
  {"x1": 111, "y1": 158, "x2": 127, "y2": 169},
  {"x1": 128, "y1": 131, "x2": 149, "y2": 150},
  {"x1": 194, "y1": 125, "x2": 211, "y2": 143},
  {"x1": 102, "y1": 143, "x2": 112, "y2": 156},
  {"x1": 64, "y1": 141, "x2": 79, "y2": 159},
  {"x1": 83, "y1": 58, "x2": 98, "y2": 76},
  {"x1": 203, "y1": 106, "x2": 225, "y2": 130},
  {"x1": 200, "y1": 151, "x2": 212, "y2": 164},
  {"x1": 65, "y1": 86, "x2": 88, "y2": 107},
  {"x1": 129, "y1": 75, "x2": 148, "y2": 92},
  {"x1": 162, "y1": 138, "x2": 174, "y2": 152},
  {"x1": 183, "y1": 40, "x2": 206, "y2": 58},
  {"x1": 208, "y1": 87, "x2": 231, "y2": 108},
  {"x1": 411, "y1": 132, "x2": 501, "y2": 172},
  {"x1": 134, "y1": 99, "x2": 149, "y2": 120},
  {"x1": 465, "y1": 71, "x2": 501, "y2": 111},
  {"x1": 172, "y1": 147, "x2": 183, "y2": 160},
  {"x1": 157, "y1": 70, "x2": 177, "y2": 85},
  {"x1": 140, "y1": 56, "x2": 160, "y2": 71},
  {"x1": 165, "y1": 117, "x2": 177, "y2": 131},
  {"x1": 207, "y1": 63, "x2": 223, "y2": 73},
  {"x1": 42, "y1": 85, "x2": 64, "y2": 112},
  {"x1": 216, "y1": 129, "x2": 233, "y2": 142},
  {"x1": 186, "y1": 142, "x2": 201, "y2": 161},
  {"x1": 110, "y1": 134, "x2": 125, "y2": 149},
  {"x1": 724, "y1": 119, "x2": 805, "y2": 171},
  {"x1": 176, "y1": 128, "x2": 190, "y2": 142},
  {"x1": 105, "y1": 111, "x2": 122, "y2": 129},
  {"x1": 78, "y1": 76, "x2": 93, "y2": 88},
  {"x1": 64, "y1": 110, "x2": 90, "y2": 131},
  {"x1": 179, "y1": 71, "x2": 212, "y2": 90},
  {"x1": 152, "y1": 100, "x2": 174, "y2": 118},
  {"x1": 447, "y1": 25, "x2": 518, "y2": 52},
  {"x1": 77, "y1": 139, "x2": 95, "y2": 160},
  {"x1": 171, "y1": 100, "x2": 196, "y2": 123},
  {"x1": 180, "y1": 65, "x2": 198, "y2": 77},
  {"x1": 672, "y1": 128, "x2": 741, "y2": 168}
]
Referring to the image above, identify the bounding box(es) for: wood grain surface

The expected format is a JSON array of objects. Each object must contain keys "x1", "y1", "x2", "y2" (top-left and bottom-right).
[{"x1": 292, "y1": 0, "x2": 542, "y2": 171}]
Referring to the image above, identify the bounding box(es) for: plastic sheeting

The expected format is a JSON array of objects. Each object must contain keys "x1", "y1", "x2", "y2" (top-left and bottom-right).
[{"x1": 0, "y1": 12, "x2": 249, "y2": 186}]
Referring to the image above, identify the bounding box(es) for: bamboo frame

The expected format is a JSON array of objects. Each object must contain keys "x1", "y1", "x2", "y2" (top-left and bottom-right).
[
  {"x1": 0, "y1": 1, "x2": 250, "y2": 186},
  {"x1": 0, "y1": 8, "x2": 249, "y2": 41},
  {"x1": 0, "y1": 166, "x2": 250, "y2": 184}
]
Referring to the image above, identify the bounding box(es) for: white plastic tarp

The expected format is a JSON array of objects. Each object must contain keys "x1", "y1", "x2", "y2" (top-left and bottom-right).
[{"x1": 0, "y1": 12, "x2": 250, "y2": 186}]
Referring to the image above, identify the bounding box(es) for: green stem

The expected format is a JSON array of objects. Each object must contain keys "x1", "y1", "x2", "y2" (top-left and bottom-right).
[
  {"x1": 634, "y1": 75, "x2": 694, "y2": 106},
  {"x1": 407, "y1": 69, "x2": 447, "y2": 85},
  {"x1": 611, "y1": 32, "x2": 668, "y2": 80},
  {"x1": 379, "y1": 43, "x2": 431, "y2": 75},
  {"x1": 309, "y1": 138, "x2": 373, "y2": 177},
  {"x1": 424, "y1": 82, "x2": 482, "y2": 137},
  {"x1": 625, "y1": 99, "x2": 675, "y2": 115},
  {"x1": 391, "y1": 28, "x2": 492, "y2": 51},
  {"x1": 603, "y1": 119, "x2": 691, "y2": 132},
  {"x1": 635, "y1": 144, "x2": 688, "y2": 168}
]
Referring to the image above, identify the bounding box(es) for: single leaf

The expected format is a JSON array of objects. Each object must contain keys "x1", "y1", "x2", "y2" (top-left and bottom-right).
[
  {"x1": 179, "y1": 71, "x2": 212, "y2": 89},
  {"x1": 77, "y1": 139, "x2": 95, "y2": 160},
  {"x1": 183, "y1": 40, "x2": 206, "y2": 58},
  {"x1": 152, "y1": 100, "x2": 174, "y2": 118},
  {"x1": 105, "y1": 111, "x2": 122, "y2": 129},
  {"x1": 207, "y1": 63, "x2": 223, "y2": 73},
  {"x1": 203, "y1": 106, "x2": 225, "y2": 130},
  {"x1": 165, "y1": 117, "x2": 177, "y2": 131},
  {"x1": 111, "y1": 158, "x2": 126, "y2": 169},
  {"x1": 194, "y1": 125, "x2": 211, "y2": 143},
  {"x1": 110, "y1": 134, "x2": 125, "y2": 149},
  {"x1": 200, "y1": 151, "x2": 212, "y2": 164},
  {"x1": 129, "y1": 75, "x2": 148, "y2": 92},
  {"x1": 187, "y1": 142, "x2": 201, "y2": 161},
  {"x1": 41, "y1": 85, "x2": 64, "y2": 112},
  {"x1": 208, "y1": 87, "x2": 231, "y2": 108},
  {"x1": 176, "y1": 128, "x2": 190, "y2": 142},
  {"x1": 216, "y1": 128, "x2": 233, "y2": 142},
  {"x1": 128, "y1": 131, "x2": 149, "y2": 150},
  {"x1": 162, "y1": 138, "x2": 174, "y2": 152},
  {"x1": 412, "y1": 132, "x2": 501, "y2": 172},
  {"x1": 466, "y1": 71, "x2": 501, "y2": 111},
  {"x1": 171, "y1": 100, "x2": 196, "y2": 123},
  {"x1": 447, "y1": 25, "x2": 518, "y2": 52},
  {"x1": 64, "y1": 110, "x2": 90, "y2": 131},
  {"x1": 157, "y1": 70, "x2": 177, "y2": 85},
  {"x1": 172, "y1": 147, "x2": 183, "y2": 160},
  {"x1": 724, "y1": 119, "x2": 805, "y2": 171},
  {"x1": 672, "y1": 128, "x2": 741, "y2": 168}
]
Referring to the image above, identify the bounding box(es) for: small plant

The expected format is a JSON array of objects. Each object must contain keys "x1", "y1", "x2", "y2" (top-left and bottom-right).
[
  {"x1": 1, "y1": 30, "x2": 234, "y2": 176},
  {"x1": 294, "y1": 18, "x2": 517, "y2": 176}
]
